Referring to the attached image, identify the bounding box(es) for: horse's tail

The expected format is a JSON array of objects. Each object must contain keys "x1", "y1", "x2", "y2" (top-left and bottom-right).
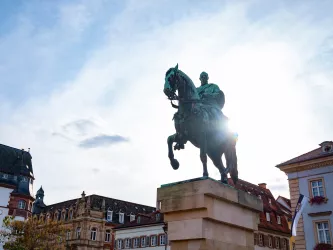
[{"x1": 225, "y1": 137, "x2": 238, "y2": 184}]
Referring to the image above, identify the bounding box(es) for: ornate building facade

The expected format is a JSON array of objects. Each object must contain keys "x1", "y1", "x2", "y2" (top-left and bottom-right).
[
  {"x1": 0, "y1": 144, "x2": 35, "y2": 249},
  {"x1": 229, "y1": 179, "x2": 291, "y2": 250},
  {"x1": 277, "y1": 141, "x2": 333, "y2": 250},
  {"x1": 32, "y1": 189, "x2": 156, "y2": 250}
]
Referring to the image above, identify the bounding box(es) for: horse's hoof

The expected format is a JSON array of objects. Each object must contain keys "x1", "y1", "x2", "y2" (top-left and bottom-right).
[
  {"x1": 171, "y1": 159, "x2": 179, "y2": 170},
  {"x1": 221, "y1": 175, "x2": 228, "y2": 184}
]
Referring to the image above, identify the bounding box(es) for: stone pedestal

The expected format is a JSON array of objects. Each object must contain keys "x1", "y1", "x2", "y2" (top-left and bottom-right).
[{"x1": 156, "y1": 177, "x2": 263, "y2": 250}]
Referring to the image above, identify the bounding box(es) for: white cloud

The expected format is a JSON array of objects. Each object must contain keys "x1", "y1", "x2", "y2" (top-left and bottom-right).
[{"x1": 1, "y1": 0, "x2": 333, "y2": 205}]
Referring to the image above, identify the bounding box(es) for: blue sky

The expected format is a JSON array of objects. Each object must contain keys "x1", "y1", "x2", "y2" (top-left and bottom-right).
[{"x1": 1, "y1": 0, "x2": 333, "y2": 206}]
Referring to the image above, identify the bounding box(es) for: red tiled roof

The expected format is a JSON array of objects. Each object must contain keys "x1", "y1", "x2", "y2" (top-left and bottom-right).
[
  {"x1": 228, "y1": 178, "x2": 290, "y2": 235},
  {"x1": 276, "y1": 141, "x2": 333, "y2": 167}
]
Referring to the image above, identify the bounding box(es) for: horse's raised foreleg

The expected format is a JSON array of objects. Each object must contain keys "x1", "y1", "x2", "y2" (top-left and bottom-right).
[
  {"x1": 167, "y1": 134, "x2": 179, "y2": 170},
  {"x1": 200, "y1": 132, "x2": 209, "y2": 177}
]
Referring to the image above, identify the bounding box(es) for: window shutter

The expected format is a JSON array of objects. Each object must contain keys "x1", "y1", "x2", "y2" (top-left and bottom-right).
[
  {"x1": 158, "y1": 235, "x2": 160, "y2": 246},
  {"x1": 272, "y1": 236, "x2": 276, "y2": 248},
  {"x1": 264, "y1": 235, "x2": 269, "y2": 247},
  {"x1": 254, "y1": 233, "x2": 258, "y2": 245},
  {"x1": 286, "y1": 239, "x2": 290, "y2": 250}
]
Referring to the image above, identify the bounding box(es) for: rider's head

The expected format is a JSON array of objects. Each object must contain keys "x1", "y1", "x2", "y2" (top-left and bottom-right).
[{"x1": 199, "y1": 72, "x2": 209, "y2": 85}]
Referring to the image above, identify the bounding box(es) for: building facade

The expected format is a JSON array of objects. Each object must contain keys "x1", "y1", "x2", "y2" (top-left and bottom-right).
[
  {"x1": 276, "y1": 196, "x2": 295, "y2": 250},
  {"x1": 277, "y1": 141, "x2": 333, "y2": 250},
  {"x1": 113, "y1": 211, "x2": 169, "y2": 250},
  {"x1": 229, "y1": 179, "x2": 291, "y2": 250},
  {"x1": 0, "y1": 144, "x2": 35, "y2": 249},
  {"x1": 32, "y1": 189, "x2": 156, "y2": 250}
]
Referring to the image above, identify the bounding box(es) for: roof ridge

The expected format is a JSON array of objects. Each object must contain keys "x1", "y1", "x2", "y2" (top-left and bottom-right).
[{"x1": 89, "y1": 194, "x2": 155, "y2": 208}]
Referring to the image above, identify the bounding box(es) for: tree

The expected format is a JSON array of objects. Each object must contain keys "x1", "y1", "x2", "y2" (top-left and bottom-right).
[{"x1": 0, "y1": 216, "x2": 66, "y2": 250}]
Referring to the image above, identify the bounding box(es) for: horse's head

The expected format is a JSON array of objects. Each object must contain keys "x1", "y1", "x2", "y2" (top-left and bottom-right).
[{"x1": 164, "y1": 64, "x2": 180, "y2": 100}]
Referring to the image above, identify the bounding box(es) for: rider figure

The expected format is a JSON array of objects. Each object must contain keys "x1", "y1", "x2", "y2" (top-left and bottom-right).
[
  {"x1": 173, "y1": 71, "x2": 227, "y2": 150},
  {"x1": 196, "y1": 71, "x2": 225, "y2": 122}
]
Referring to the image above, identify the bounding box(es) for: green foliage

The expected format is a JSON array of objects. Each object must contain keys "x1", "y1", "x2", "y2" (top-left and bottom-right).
[{"x1": 0, "y1": 216, "x2": 66, "y2": 250}]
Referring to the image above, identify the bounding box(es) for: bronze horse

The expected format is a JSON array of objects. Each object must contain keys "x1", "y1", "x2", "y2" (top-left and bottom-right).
[{"x1": 163, "y1": 65, "x2": 238, "y2": 184}]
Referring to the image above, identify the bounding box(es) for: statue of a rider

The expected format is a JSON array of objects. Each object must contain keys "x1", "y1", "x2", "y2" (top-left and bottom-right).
[{"x1": 173, "y1": 71, "x2": 227, "y2": 150}]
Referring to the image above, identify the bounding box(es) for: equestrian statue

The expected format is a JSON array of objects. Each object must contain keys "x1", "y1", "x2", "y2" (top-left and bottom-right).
[{"x1": 163, "y1": 64, "x2": 238, "y2": 184}]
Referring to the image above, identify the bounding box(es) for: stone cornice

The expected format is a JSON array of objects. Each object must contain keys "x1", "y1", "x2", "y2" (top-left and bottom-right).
[{"x1": 277, "y1": 156, "x2": 333, "y2": 174}]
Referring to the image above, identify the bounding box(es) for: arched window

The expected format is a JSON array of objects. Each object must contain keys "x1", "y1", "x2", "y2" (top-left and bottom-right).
[
  {"x1": 90, "y1": 228, "x2": 97, "y2": 241},
  {"x1": 69, "y1": 210, "x2": 73, "y2": 220},
  {"x1": 105, "y1": 230, "x2": 111, "y2": 242},
  {"x1": 18, "y1": 200, "x2": 26, "y2": 209},
  {"x1": 66, "y1": 230, "x2": 71, "y2": 241},
  {"x1": 76, "y1": 227, "x2": 81, "y2": 239}
]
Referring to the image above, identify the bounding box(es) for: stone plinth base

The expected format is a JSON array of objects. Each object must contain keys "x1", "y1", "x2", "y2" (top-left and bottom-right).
[{"x1": 156, "y1": 177, "x2": 263, "y2": 250}]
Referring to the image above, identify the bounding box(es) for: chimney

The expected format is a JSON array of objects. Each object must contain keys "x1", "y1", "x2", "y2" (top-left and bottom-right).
[{"x1": 258, "y1": 183, "x2": 267, "y2": 189}]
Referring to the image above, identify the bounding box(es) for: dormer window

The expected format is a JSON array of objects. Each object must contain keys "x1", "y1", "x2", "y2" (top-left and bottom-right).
[
  {"x1": 119, "y1": 213, "x2": 124, "y2": 224},
  {"x1": 324, "y1": 145, "x2": 332, "y2": 152},
  {"x1": 107, "y1": 210, "x2": 113, "y2": 222},
  {"x1": 130, "y1": 214, "x2": 135, "y2": 222},
  {"x1": 277, "y1": 215, "x2": 281, "y2": 224},
  {"x1": 266, "y1": 212, "x2": 271, "y2": 222}
]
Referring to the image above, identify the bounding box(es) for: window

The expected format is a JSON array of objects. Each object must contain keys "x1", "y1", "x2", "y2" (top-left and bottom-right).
[
  {"x1": 125, "y1": 238, "x2": 131, "y2": 248},
  {"x1": 268, "y1": 236, "x2": 272, "y2": 247},
  {"x1": 276, "y1": 237, "x2": 280, "y2": 248},
  {"x1": 62, "y1": 212, "x2": 66, "y2": 221},
  {"x1": 258, "y1": 234, "x2": 263, "y2": 246},
  {"x1": 21, "y1": 176, "x2": 28, "y2": 182},
  {"x1": 69, "y1": 210, "x2": 73, "y2": 220},
  {"x1": 268, "y1": 199, "x2": 272, "y2": 205},
  {"x1": 105, "y1": 230, "x2": 111, "y2": 242},
  {"x1": 277, "y1": 215, "x2": 281, "y2": 224},
  {"x1": 117, "y1": 239, "x2": 123, "y2": 249},
  {"x1": 266, "y1": 212, "x2": 270, "y2": 222},
  {"x1": 119, "y1": 213, "x2": 124, "y2": 224},
  {"x1": 156, "y1": 213, "x2": 161, "y2": 221},
  {"x1": 310, "y1": 179, "x2": 325, "y2": 197},
  {"x1": 133, "y1": 238, "x2": 139, "y2": 248},
  {"x1": 130, "y1": 214, "x2": 135, "y2": 222},
  {"x1": 18, "y1": 200, "x2": 26, "y2": 209},
  {"x1": 76, "y1": 227, "x2": 81, "y2": 239},
  {"x1": 141, "y1": 237, "x2": 146, "y2": 247},
  {"x1": 137, "y1": 216, "x2": 141, "y2": 223},
  {"x1": 66, "y1": 230, "x2": 71, "y2": 241},
  {"x1": 282, "y1": 239, "x2": 287, "y2": 249},
  {"x1": 316, "y1": 221, "x2": 331, "y2": 244},
  {"x1": 150, "y1": 235, "x2": 157, "y2": 246},
  {"x1": 107, "y1": 210, "x2": 113, "y2": 221},
  {"x1": 159, "y1": 234, "x2": 166, "y2": 245},
  {"x1": 3, "y1": 174, "x2": 8, "y2": 179},
  {"x1": 258, "y1": 195, "x2": 261, "y2": 199},
  {"x1": 90, "y1": 228, "x2": 97, "y2": 241}
]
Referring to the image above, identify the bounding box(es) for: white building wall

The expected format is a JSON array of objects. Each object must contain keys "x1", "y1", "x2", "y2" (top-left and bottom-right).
[
  {"x1": 115, "y1": 224, "x2": 170, "y2": 250},
  {"x1": 0, "y1": 187, "x2": 14, "y2": 250}
]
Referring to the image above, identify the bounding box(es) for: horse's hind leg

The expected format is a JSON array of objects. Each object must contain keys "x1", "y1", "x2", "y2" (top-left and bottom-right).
[
  {"x1": 209, "y1": 152, "x2": 228, "y2": 184},
  {"x1": 200, "y1": 132, "x2": 209, "y2": 177}
]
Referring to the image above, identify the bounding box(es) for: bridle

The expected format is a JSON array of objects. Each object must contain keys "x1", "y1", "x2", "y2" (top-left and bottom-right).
[{"x1": 167, "y1": 73, "x2": 202, "y2": 108}]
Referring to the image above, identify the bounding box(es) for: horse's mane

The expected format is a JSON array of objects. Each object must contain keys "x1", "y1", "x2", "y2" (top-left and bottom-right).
[{"x1": 165, "y1": 67, "x2": 195, "y2": 88}]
